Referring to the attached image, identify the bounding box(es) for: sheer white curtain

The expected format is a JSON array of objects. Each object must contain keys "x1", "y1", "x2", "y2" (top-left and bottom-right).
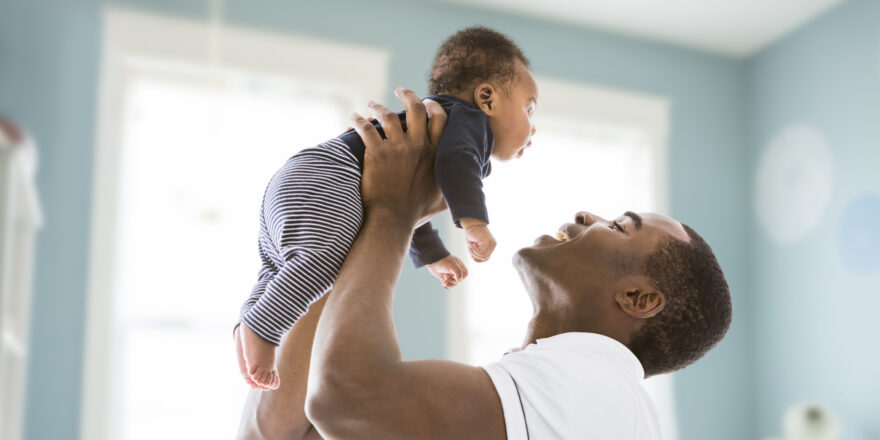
[
  {"x1": 446, "y1": 77, "x2": 678, "y2": 440},
  {"x1": 83, "y1": 9, "x2": 388, "y2": 440},
  {"x1": 0, "y1": 119, "x2": 42, "y2": 440}
]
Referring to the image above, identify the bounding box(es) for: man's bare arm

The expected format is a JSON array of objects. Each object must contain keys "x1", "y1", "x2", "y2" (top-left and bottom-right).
[{"x1": 306, "y1": 90, "x2": 506, "y2": 440}]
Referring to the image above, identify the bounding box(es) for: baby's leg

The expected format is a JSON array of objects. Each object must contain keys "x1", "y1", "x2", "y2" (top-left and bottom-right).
[
  {"x1": 240, "y1": 141, "x2": 364, "y2": 388},
  {"x1": 239, "y1": 322, "x2": 280, "y2": 389},
  {"x1": 236, "y1": 240, "x2": 280, "y2": 389},
  {"x1": 236, "y1": 294, "x2": 330, "y2": 439}
]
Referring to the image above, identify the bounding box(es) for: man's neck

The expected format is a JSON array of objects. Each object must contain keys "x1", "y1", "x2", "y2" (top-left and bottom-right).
[
  {"x1": 521, "y1": 306, "x2": 581, "y2": 348},
  {"x1": 520, "y1": 286, "x2": 632, "y2": 349}
]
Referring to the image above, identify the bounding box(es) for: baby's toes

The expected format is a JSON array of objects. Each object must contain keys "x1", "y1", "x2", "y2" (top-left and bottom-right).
[
  {"x1": 258, "y1": 369, "x2": 273, "y2": 387},
  {"x1": 249, "y1": 367, "x2": 267, "y2": 386}
]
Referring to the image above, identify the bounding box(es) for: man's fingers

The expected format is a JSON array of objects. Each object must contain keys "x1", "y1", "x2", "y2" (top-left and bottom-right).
[
  {"x1": 396, "y1": 88, "x2": 427, "y2": 142},
  {"x1": 423, "y1": 98, "x2": 447, "y2": 148},
  {"x1": 350, "y1": 112, "x2": 383, "y2": 148},
  {"x1": 367, "y1": 101, "x2": 402, "y2": 143}
]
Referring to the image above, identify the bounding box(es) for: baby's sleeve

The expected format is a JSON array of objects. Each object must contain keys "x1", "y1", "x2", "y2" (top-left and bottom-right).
[
  {"x1": 409, "y1": 222, "x2": 451, "y2": 268},
  {"x1": 433, "y1": 105, "x2": 492, "y2": 228}
]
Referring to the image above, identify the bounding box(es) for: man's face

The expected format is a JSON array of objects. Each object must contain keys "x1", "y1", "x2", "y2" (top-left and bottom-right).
[{"x1": 514, "y1": 211, "x2": 689, "y2": 302}]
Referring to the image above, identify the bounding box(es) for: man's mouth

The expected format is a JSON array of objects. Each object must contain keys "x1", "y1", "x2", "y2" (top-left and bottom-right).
[
  {"x1": 555, "y1": 229, "x2": 571, "y2": 242},
  {"x1": 555, "y1": 223, "x2": 581, "y2": 242}
]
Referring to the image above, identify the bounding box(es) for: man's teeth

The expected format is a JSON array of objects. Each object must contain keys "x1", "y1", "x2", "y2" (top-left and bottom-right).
[{"x1": 556, "y1": 230, "x2": 570, "y2": 242}]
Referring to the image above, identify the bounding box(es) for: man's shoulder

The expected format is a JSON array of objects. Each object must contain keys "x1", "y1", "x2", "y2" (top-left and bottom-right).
[
  {"x1": 493, "y1": 332, "x2": 645, "y2": 389},
  {"x1": 483, "y1": 333, "x2": 660, "y2": 439}
]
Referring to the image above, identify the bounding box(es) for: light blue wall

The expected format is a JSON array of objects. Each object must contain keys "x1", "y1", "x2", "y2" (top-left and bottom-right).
[
  {"x1": 1, "y1": 0, "x2": 753, "y2": 439},
  {"x1": 0, "y1": 2, "x2": 100, "y2": 440},
  {"x1": 747, "y1": 0, "x2": 880, "y2": 438}
]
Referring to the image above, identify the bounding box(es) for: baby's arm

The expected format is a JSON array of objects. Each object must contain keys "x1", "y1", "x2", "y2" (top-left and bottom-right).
[
  {"x1": 409, "y1": 222, "x2": 451, "y2": 267},
  {"x1": 432, "y1": 104, "x2": 495, "y2": 261},
  {"x1": 410, "y1": 222, "x2": 470, "y2": 288},
  {"x1": 460, "y1": 217, "x2": 496, "y2": 262}
]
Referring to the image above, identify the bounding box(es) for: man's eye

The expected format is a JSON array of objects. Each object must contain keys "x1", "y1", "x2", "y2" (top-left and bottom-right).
[{"x1": 611, "y1": 221, "x2": 623, "y2": 231}]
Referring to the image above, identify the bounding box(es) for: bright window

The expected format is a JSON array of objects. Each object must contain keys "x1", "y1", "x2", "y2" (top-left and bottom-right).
[
  {"x1": 447, "y1": 77, "x2": 678, "y2": 439},
  {"x1": 84, "y1": 9, "x2": 388, "y2": 440},
  {"x1": 115, "y1": 68, "x2": 349, "y2": 440}
]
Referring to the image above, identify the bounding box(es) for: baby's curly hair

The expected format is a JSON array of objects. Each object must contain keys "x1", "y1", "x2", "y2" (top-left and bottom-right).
[{"x1": 428, "y1": 26, "x2": 529, "y2": 96}]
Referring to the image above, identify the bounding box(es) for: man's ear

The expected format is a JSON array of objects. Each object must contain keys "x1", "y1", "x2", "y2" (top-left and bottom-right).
[
  {"x1": 613, "y1": 277, "x2": 665, "y2": 319},
  {"x1": 473, "y1": 83, "x2": 497, "y2": 115}
]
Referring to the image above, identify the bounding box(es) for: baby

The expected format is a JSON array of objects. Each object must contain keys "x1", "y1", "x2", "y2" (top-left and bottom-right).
[{"x1": 235, "y1": 26, "x2": 538, "y2": 389}]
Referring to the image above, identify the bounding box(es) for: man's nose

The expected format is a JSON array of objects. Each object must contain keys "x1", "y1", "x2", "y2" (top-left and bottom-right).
[
  {"x1": 531, "y1": 125, "x2": 537, "y2": 136},
  {"x1": 575, "y1": 211, "x2": 603, "y2": 226}
]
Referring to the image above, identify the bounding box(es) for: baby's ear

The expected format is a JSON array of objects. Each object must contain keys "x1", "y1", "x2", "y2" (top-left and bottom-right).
[{"x1": 473, "y1": 83, "x2": 497, "y2": 114}]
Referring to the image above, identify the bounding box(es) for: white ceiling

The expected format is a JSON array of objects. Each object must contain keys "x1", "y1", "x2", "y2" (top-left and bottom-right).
[{"x1": 434, "y1": 0, "x2": 845, "y2": 56}]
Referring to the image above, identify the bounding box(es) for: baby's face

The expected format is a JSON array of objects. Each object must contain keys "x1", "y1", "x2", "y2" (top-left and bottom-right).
[{"x1": 489, "y1": 62, "x2": 538, "y2": 162}]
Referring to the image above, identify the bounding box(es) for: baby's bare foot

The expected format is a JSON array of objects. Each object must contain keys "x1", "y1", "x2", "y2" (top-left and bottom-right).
[
  {"x1": 240, "y1": 323, "x2": 281, "y2": 390},
  {"x1": 234, "y1": 326, "x2": 260, "y2": 388}
]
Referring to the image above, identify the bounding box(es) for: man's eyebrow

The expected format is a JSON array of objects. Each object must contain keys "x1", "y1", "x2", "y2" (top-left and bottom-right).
[{"x1": 624, "y1": 211, "x2": 642, "y2": 229}]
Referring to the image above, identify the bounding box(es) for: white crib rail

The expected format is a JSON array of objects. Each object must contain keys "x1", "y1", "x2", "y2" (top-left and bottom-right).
[{"x1": 0, "y1": 118, "x2": 42, "y2": 440}]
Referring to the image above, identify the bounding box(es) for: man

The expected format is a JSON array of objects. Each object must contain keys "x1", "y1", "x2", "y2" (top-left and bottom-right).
[{"x1": 236, "y1": 89, "x2": 732, "y2": 439}]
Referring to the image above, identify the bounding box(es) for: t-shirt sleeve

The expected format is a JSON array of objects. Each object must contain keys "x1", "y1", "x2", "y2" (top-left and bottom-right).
[
  {"x1": 482, "y1": 363, "x2": 529, "y2": 440},
  {"x1": 433, "y1": 105, "x2": 492, "y2": 228}
]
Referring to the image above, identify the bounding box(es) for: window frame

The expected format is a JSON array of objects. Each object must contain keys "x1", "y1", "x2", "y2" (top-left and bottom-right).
[{"x1": 82, "y1": 8, "x2": 388, "y2": 440}]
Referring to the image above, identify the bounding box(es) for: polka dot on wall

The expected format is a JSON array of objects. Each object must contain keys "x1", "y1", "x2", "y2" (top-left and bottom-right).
[
  {"x1": 755, "y1": 124, "x2": 834, "y2": 244},
  {"x1": 838, "y1": 193, "x2": 880, "y2": 275}
]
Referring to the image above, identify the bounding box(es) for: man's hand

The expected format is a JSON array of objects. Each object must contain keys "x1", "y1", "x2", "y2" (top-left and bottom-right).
[
  {"x1": 427, "y1": 255, "x2": 469, "y2": 289},
  {"x1": 308, "y1": 88, "x2": 505, "y2": 440},
  {"x1": 350, "y1": 88, "x2": 447, "y2": 228}
]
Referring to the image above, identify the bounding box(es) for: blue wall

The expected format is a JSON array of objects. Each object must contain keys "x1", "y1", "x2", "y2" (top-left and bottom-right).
[
  {"x1": 0, "y1": 2, "x2": 100, "y2": 439},
  {"x1": 748, "y1": 0, "x2": 880, "y2": 438},
  {"x1": 1, "y1": 0, "x2": 753, "y2": 438}
]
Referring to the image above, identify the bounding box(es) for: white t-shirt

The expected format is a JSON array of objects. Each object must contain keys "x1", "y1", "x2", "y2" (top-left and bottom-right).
[{"x1": 482, "y1": 332, "x2": 663, "y2": 440}]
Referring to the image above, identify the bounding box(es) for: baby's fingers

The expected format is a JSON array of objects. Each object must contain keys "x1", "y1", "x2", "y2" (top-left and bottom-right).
[
  {"x1": 449, "y1": 262, "x2": 464, "y2": 281},
  {"x1": 455, "y1": 258, "x2": 469, "y2": 280},
  {"x1": 468, "y1": 242, "x2": 489, "y2": 262}
]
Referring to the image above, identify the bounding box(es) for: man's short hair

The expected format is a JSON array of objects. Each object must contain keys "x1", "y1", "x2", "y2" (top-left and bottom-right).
[
  {"x1": 627, "y1": 224, "x2": 732, "y2": 377},
  {"x1": 428, "y1": 26, "x2": 529, "y2": 96}
]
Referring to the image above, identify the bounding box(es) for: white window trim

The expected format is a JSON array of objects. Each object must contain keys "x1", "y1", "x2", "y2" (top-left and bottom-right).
[
  {"x1": 82, "y1": 8, "x2": 388, "y2": 440},
  {"x1": 446, "y1": 76, "x2": 676, "y2": 438}
]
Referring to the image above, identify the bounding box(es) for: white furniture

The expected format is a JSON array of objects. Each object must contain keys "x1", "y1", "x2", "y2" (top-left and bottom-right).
[{"x1": 0, "y1": 117, "x2": 42, "y2": 440}]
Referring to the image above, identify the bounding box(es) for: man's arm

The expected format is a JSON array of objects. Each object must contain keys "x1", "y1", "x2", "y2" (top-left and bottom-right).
[{"x1": 306, "y1": 90, "x2": 506, "y2": 440}]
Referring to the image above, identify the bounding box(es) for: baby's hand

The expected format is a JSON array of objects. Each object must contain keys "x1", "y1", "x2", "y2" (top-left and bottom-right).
[
  {"x1": 464, "y1": 223, "x2": 497, "y2": 263},
  {"x1": 427, "y1": 255, "x2": 468, "y2": 289}
]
